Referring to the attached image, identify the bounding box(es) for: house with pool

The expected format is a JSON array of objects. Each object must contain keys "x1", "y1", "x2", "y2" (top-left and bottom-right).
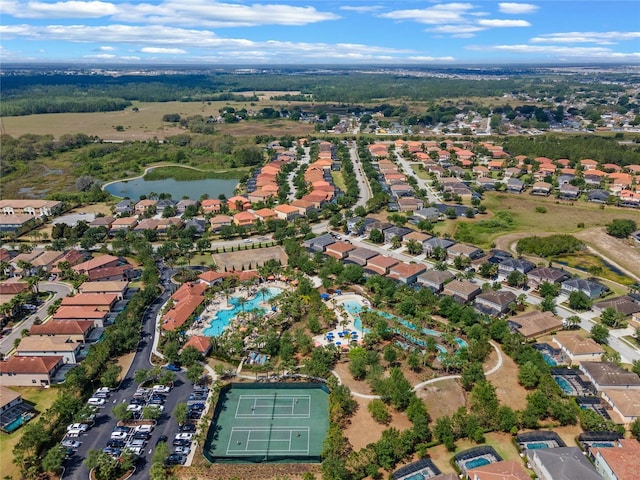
[{"x1": 551, "y1": 333, "x2": 604, "y2": 366}]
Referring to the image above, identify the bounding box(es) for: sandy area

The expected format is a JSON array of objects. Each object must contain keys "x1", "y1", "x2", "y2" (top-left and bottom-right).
[
  {"x1": 415, "y1": 378, "x2": 466, "y2": 420},
  {"x1": 486, "y1": 347, "x2": 529, "y2": 411}
]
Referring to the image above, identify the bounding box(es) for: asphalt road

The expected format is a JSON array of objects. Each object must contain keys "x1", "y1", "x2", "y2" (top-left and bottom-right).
[
  {"x1": 349, "y1": 142, "x2": 373, "y2": 209},
  {"x1": 0, "y1": 281, "x2": 72, "y2": 352},
  {"x1": 63, "y1": 265, "x2": 198, "y2": 480}
]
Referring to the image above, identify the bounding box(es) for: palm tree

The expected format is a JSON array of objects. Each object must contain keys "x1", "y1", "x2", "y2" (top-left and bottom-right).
[
  {"x1": 258, "y1": 286, "x2": 269, "y2": 304},
  {"x1": 237, "y1": 296, "x2": 248, "y2": 315}
]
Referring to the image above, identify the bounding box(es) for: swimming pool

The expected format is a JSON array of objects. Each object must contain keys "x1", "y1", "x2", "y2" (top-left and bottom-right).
[
  {"x1": 554, "y1": 376, "x2": 575, "y2": 395},
  {"x1": 464, "y1": 457, "x2": 491, "y2": 469},
  {"x1": 542, "y1": 353, "x2": 557, "y2": 366},
  {"x1": 203, "y1": 287, "x2": 282, "y2": 337},
  {"x1": 525, "y1": 442, "x2": 550, "y2": 449},
  {"x1": 591, "y1": 442, "x2": 614, "y2": 448}
]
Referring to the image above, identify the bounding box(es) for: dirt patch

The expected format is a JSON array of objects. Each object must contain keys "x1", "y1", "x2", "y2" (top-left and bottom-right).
[
  {"x1": 212, "y1": 245, "x2": 288, "y2": 272},
  {"x1": 415, "y1": 378, "x2": 466, "y2": 421},
  {"x1": 542, "y1": 424, "x2": 582, "y2": 447},
  {"x1": 486, "y1": 349, "x2": 529, "y2": 411},
  {"x1": 181, "y1": 462, "x2": 321, "y2": 480},
  {"x1": 574, "y1": 227, "x2": 640, "y2": 281},
  {"x1": 334, "y1": 361, "x2": 375, "y2": 396},
  {"x1": 116, "y1": 352, "x2": 136, "y2": 382}
]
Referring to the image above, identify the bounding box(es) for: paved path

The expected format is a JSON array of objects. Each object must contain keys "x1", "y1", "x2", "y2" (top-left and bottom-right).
[{"x1": 331, "y1": 341, "x2": 504, "y2": 399}]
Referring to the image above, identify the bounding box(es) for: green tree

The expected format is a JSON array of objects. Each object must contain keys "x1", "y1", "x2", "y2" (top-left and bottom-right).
[
  {"x1": 539, "y1": 281, "x2": 560, "y2": 298},
  {"x1": 112, "y1": 402, "x2": 133, "y2": 421},
  {"x1": 591, "y1": 323, "x2": 610, "y2": 344},
  {"x1": 174, "y1": 403, "x2": 188, "y2": 425},
  {"x1": 42, "y1": 444, "x2": 66, "y2": 474},
  {"x1": 540, "y1": 295, "x2": 556, "y2": 313},
  {"x1": 518, "y1": 361, "x2": 541, "y2": 389},
  {"x1": 433, "y1": 416, "x2": 456, "y2": 451},
  {"x1": 606, "y1": 219, "x2": 637, "y2": 238},
  {"x1": 186, "y1": 362, "x2": 205, "y2": 384},
  {"x1": 368, "y1": 399, "x2": 391, "y2": 424},
  {"x1": 142, "y1": 405, "x2": 162, "y2": 420},
  {"x1": 568, "y1": 290, "x2": 592, "y2": 311},
  {"x1": 461, "y1": 362, "x2": 485, "y2": 391},
  {"x1": 600, "y1": 307, "x2": 627, "y2": 329},
  {"x1": 369, "y1": 228, "x2": 384, "y2": 244}
]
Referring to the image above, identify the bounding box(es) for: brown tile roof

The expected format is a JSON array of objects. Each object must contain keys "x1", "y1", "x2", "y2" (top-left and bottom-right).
[
  {"x1": 30, "y1": 320, "x2": 94, "y2": 336},
  {"x1": 325, "y1": 241, "x2": 356, "y2": 258},
  {"x1": 0, "y1": 385, "x2": 21, "y2": 409},
  {"x1": 183, "y1": 335, "x2": 211, "y2": 354},
  {"x1": 367, "y1": 255, "x2": 400, "y2": 269},
  {"x1": 388, "y1": 262, "x2": 426, "y2": 278},
  {"x1": 72, "y1": 254, "x2": 120, "y2": 273},
  {"x1": 466, "y1": 459, "x2": 530, "y2": 480},
  {"x1": 601, "y1": 390, "x2": 640, "y2": 420},
  {"x1": 552, "y1": 333, "x2": 604, "y2": 356},
  {"x1": 78, "y1": 281, "x2": 128, "y2": 294},
  {"x1": 0, "y1": 281, "x2": 29, "y2": 295},
  {"x1": 162, "y1": 295, "x2": 205, "y2": 331},
  {"x1": 443, "y1": 279, "x2": 481, "y2": 296},
  {"x1": 53, "y1": 306, "x2": 109, "y2": 320},
  {"x1": 61, "y1": 293, "x2": 118, "y2": 307},
  {"x1": 510, "y1": 311, "x2": 563, "y2": 338},
  {"x1": 87, "y1": 265, "x2": 130, "y2": 281},
  {"x1": 593, "y1": 439, "x2": 640, "y2": 479},
  {"x1": 0, "y1": 355, "x2": 62, "y2": 374},
  {"x1": 17, "y1": 336, "x2": 79, "y2": 353}
]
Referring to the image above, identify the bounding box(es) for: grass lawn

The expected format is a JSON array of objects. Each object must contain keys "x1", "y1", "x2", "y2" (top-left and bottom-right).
[
  {"x1": 0, "y1": 386, "x2": 60, "y2": 480},
  {"x1": 553, "y1": 253, "x2": 635, "y2": 287},
  {"x1": 410, "y1": 164, "x2": 433, "y2": 180},
  {"x1": 331, "y1": 171, "x2": 347, "y2": 192},
  {"x1": 188, "y1": 253, "x2": 217, "y2": 267}
]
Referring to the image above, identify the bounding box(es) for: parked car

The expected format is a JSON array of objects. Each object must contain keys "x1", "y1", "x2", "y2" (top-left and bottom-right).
[
  {"x1": 174, "y1": 446, "x2": 191, "y2": 455},
  {"x1": 156, "y1": 435, "x2": 168, "y2": 446},
  {"x1": 66, "y1": 423, "x2": 89, "y2": 432},
  {"x1": 133, "y1": 431, "x2": 151, "y2": 441},
  {"x1": 107, "y1": 440, "x2": 126, "y2": 448},
  {"x1": 165, "y1": 363, "x2": 181, "y2": 372},
  {"x1": 146, "y1": 404, "x2": 164, "y2": 412},
  {"x1": 172, "y1": 438, "x2": 192, "y2": 447},
  {"x1": 187, "y1": 411, "x2": 202, "y2": 419},
  {"x1": 135, "y1": 424, "x2": 154, "y2": 434},
  {"x1": 126, "y1": 404, "x2": 143, "y2": 413},
  {"x1": 66, "y1": 429, "x2": 85, "y2": 438},
  {"x1": 113, "y1": 426, "x2": 132, "y2": 433},
  {"x1": 126, "y1": 439, "x2": 146, "y2": 449},
  {"x1": 174, "y1": 433, "x2": 193, "y2": 441},
  {"x1": 134, "y1": 388, "x2": 150, "y2": 398},
  {"x1": 110, "y1": 431, "x2": 129, "y2": 441},
  {"x1": 61, "y1": 439, "x2": 82, "y2": 449},
  {"x1": 95, "y1": 386, "x2": 111, "y2": 395},
  {"x1": 152, "y1": 384, "x2": 171, "y2": 393},
  {"x1": 148, "y1": 397, "x2": 165, "y2": 405},
  {"x1": 129, "y1": 398, "x2": 145, "y2": 405},
  {"x1": 87, "y1": 397, "x2": 105, "y2": 406},
  {"x1": 179, "y1": 423, "x2": 196, "y2": 433},
  {"x1": 164, "y1": 453, "x2": 185, "y2": 465},
  {"x1": 102, "y1": 447, "x2": 121, "y2": 458}
]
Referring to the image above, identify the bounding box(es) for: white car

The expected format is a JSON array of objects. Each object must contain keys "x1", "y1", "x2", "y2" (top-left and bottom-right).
[
  {"x1": 152, "y1": 384, "x2": 171, "y2": 394},
  {"x1": 125, "y1": 446, "x2": 144, "y2": 456},
  {"x1": 66, "y1": 429, "x2": 85, "y2": 438},
  {"x1": 61, "y1": 439, "x2": 82, "y2": 449},
  {"x1": 126, "y1": 439, "x2": 146, "y2": 449},
  {"x1": 126, "y1": 404, "x2": 142, "y2": 412},
  {"x1": 174, "y1": 433, "x2": 193, "y2": 441},
  {"x1": 110, "y1": 431, "x2": 129, "y2": 440},
  {"x1": 135, "y1": 424, "x2": 154, "y2": 434},
  {"x1": 146, "y1": 404, "x2": 165, "y2": 412},
  {"x1": 87, "y1": 397, "x2": 105, "y2": 406},
  {"x1": 67, "y1": 423, "x2": 89, "y2": 432},
  {"x1": 95, "y1": 387, "x2": 111, "y2": 394}
]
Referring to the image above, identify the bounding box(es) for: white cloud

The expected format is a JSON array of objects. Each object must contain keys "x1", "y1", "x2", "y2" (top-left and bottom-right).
[
  {"x1": 470, "y1": 43, "x2": 640, "y2": 59},
  {"x1": 407, "y1": 55, "x2": 456, "y2": 62},
  {"x1": 2, "y1": 1, "x2": 119, "y2": 18},
  {"x1": 98, "y1": 45, "x2": 115, "y2": 51},
  {"x1": 140, "y1": 47, "x2": 186, "y2": 54},
  {"x1": 380, "y1": 3, "x2": 475, "y2": 25},
  {"x1": 531, "y1": 31, "x2": 640, "y2": 44},
  {"x1": 427, "y1": 24, "x2": 486, "y2": 35},
  {"x1": 340, "y1": 5, "x2": 383, "y2": 13},
  {"x1": 498, "y1": 3, "x2": 538, "y2": 14},
  {"x1": 83, "y1": 53, "x2": 116, "y2": 58},
  {"x1": 478, "y1": 19, "x2": 530, "y2": 27}
]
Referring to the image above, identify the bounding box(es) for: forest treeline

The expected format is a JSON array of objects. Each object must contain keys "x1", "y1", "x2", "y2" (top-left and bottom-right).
[{"x1": 0, "y1": 71, "x2": 628, "y2": 116}]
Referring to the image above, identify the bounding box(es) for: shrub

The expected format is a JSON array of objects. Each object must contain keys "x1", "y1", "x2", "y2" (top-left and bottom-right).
[{"x1": 368, "y1": 399, "x2": 391, "y2": 424}]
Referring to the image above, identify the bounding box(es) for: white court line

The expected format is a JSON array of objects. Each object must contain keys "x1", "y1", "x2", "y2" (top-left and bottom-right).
[
  {"x1": 226, "y1": 427, "x2": 310, "y2": 455},
  {"x1": 235, "y1": 394, "x2": 312, "y2": 418}
]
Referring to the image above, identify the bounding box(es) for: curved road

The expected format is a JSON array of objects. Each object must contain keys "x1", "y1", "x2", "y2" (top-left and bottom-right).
[
  {"x1": 332, "y1": 341, "x2": 505, "y2": 400},
  {"x1": 0, "y1": 281, "x2": 73, "y2": 352}
]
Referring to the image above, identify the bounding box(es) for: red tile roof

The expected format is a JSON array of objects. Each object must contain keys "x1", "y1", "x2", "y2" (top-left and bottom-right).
[
  {"x1": 0, "y1": 355, "x2": 62, "y2": 374},
  {"x1": 30, "y1": 320, "x2": 94, "y2": 336},
  {"x1": 183, "y1": 335, "x2": 211, "y2": 354}
]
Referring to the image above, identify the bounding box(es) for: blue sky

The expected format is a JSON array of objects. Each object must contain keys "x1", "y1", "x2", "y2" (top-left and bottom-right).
[{"x1": 1, "y1": 1, "x2": 639, "y2": 64}]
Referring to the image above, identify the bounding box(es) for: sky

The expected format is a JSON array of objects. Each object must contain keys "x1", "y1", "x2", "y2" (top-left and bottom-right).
[{"x1": 1, "y1": 0, "x2": 639, "y2": 65}]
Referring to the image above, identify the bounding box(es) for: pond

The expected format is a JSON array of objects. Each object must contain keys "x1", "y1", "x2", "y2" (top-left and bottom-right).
[{"x1": 104, "y1": 173, "x2": 238, "y2": 200}]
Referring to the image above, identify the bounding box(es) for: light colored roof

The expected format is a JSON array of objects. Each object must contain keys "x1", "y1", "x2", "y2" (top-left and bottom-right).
[
  {"x1": 273, "y1": 204, "x2": 300, "y2": 214},
  {"x1": 552, "y1": 333, "x2": 604, "y2": 356},
  {"x1": 72, "y1": 254, "x2": 120, "y2": 273},
  {"x1": 510, "y1": 310, "x2": 563, "y2": 338},
  {"x1": 581, "y1": 362, "x2": 640, "y2": 388},
  {"x1": 0, "y1": 385, "x2": 21, "y2": 409},
  {"x1": 367, "y1": 255, "x2": 400, "y2": 269},
  {"x1": 61, "y1": 293, "x2": 118, "y2": 307},
  {"x1": 601, "y1": 390, "x2": 640, "y2": 419},
  {"x1": 388, "y1": 262, "x2": 426, "y2": 277},
  {"x1": 529, "y1": 447, "x2": 601, "y2": 480},
  {"x1": 78, "y1": 281, "x2": 128, "y2": 294},
  {"x1": 17, "y1": 336, "x2": 79, "y2": 353},
  {"x1": 53, "y1": 306, "x2": 108, "y2": 320},
  {"x1": 592, "y1": 440, "x2": 640, "y2": 479},
  {"x1": 444, "y1": 279, "x2": 481, "y2": 296},
  {"x1": 325, "y1": 242, "x2": 356, "y2": 254},
  {"x1": 466, "y1": 459, "x2": 530, "y2": 480},
  {"x1": 0, "y1": 214, "x2": 35, "y2": 225},
  {"x1": 0, "y1": 199, "x2": 61, "y2": 209}
]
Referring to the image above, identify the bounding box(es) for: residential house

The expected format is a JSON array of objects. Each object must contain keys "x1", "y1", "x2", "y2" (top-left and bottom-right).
[
  {"x1": 253, "y1": 208, "x2": 277, "y2": 223},
  {"x1": 345, "y1": 247, "x2": 378, "y2": 266},
  {"x1": 273, "y1": 204, "x2": 300, "y2": 222},
  {"x1": 552, "y1": 333, "x2": 604, "y2": 366},
  {"x1": 417, "y1": 270, "x2": 454, "y2": 292},
  {"x1": 325, "y1": 242, "x2": 356, "y2": 260},
  {"x1": 506, "y1": 178, "x2": 525, "y2": 193},
  {"x1": 290, "y1": 199, "x2": 316, "y2": 216},
  {"x1": 227, "y1": 196, "x2": 251, "y2": 212},
  {"x1": 176, "y1": 199, "x2": 198, "y2": 214},
  {"x1": 527, "y1": 447, "x2": 602, "y2": 480},
  {"x1": 302, "y1": 234, "x2": 335, "y2": 253},
  {"x1": 559, "y1": 184, "x2": 580, "y2": 199},
  {"x1": 498, "y1": 258, "x2": 535, "y2": 276},
  {"x1": 619, "y1": 190, "x2": 640, "y2": 208},
  {"x1": 443, "y1": 279, "x2": 481, "y2": 303},
  {"x1": 387, "y1": 262, "x2": 427, "y2": 285},
  {"x1": 364, "y1": 255, "x2": 399, "y2": 276},
  {"x1": 161, "y1": 282, "x2": 207, "y2": 331},
  {"x1": 183, "y1": 335, "x2": 212, "y2": 357},
  {"x1": 233, "y1": 211, "x2": 257, "y2": 227},
  {"x1": 584, "y1": 171, "x2": 606, "y2": 187},
  {"x1": 383, "y1": 226, "x2": 412, "y2": 244},
  {"x1": 508, "y1": 311, "x2": 563, "y2": 339},
  {"x1": 593, "y1": 439, "x2": 640, "y2": 479},
  {"x1": 87, "y1": 265, "x2": 133, "y2": 282},
  {"x1": 109, "y1": 216, "x2": 138, "y2": 233},
  {"x1": 17, "y1": 336, "x2": 83, "y2": 364},
  {"x1": 600, "y1": 391, "x2": 640, "y2": 425},
  {"x1": 476, "y1": 177, "x2": 497, "y2": 190},
  {"x1": 89, "y1": 216, "x2": 115, "y2": 229},
  {"x1": 475, "y1": 290, "x2": 517, "y2": 315},
  {"x1": 364, "y1": 221, "x2": 393, "y2": 236},
  {"x1": 561, "y1": 278, "x2": 608, "y2": 299},
  {"x1": 531, "y1": 182, "x2": 553, "y2": 196},
  {"x1": 0, "y1": 199, "x2": 63, "y2": 217},
  {"x1": 155, "y1": 199, "x2": 176, "y2": 213},
  {"x1": 72, "y1": 254, "x2": 120, "y2": 276},
  {"x1": 114, "y1": 199, "x2": 135, "y2": 215},
  {"x1": 403, "y1": 231, "x2": 432, "y2": 246},
  {"x1": 209, "y1": 215, "x2": 233, "y2": 233},
  {"x1": 61, "y1": 293, "x2": 118, "y2": 311},
  {"x1": 527, "y1": 267, "x2": 571, "y2": 288},
  {"x1": 183, "y1": 218, "x2": 206, "y2": 235},
  {"x1": 0, "y1": 355, "x2": 64, "y2": 387},
  {"x1": 78, "y1": 281, "x2": 128, "y2": 299},
  {"x1": 579, "y1": 362, "x2": 640, "y2": 391},
  {"x1": 413, "y1": 207, "x2": 441, "y2": 222},
  {"x1": 423, "y1": 237, "x2": 455, "y2": 256},
  {"x1": 0, "y1": 385, "x2": 25, "y2": 417},
  {"x1": 593, "y1": 296, "x2": 640, "y2": 317},
  {"x1": 0, "y1": 214, "x2": 36, "y2": 233},
  {"x1": 197, "y1": 271, "x2": 226, "y2": 287},
  {"x1": 134, "y1": 199, "x2": 157, "y2": 214},
  {"x1": 53, "y1": 307, "x2": 110, "y2": 328},
  {"x1": 447, "y1": 243, "x2": 484, "y2": 260},
  {"x1": 397, "y1": 197, "x2": 424, "y2": 212},
  {"x1": 29, "y1": 320, "x2": 95, "y2": 343},
  {"x1": 201, "y1": 199, "x2": 222, "y2": 214},
  {"x1": 588, "y1": 189, "x2": 610, "y2": 204},
  {"x1": 465, "y1": 460, "x2": 530, "y2": 480}
]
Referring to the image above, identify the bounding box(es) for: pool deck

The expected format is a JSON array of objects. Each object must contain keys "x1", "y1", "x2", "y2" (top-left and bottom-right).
[{"x1": 312, "y1": 293, "x2": 369, "y2": 348}]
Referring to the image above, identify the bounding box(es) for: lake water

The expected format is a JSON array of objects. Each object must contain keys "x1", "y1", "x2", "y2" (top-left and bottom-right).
[{"x1": 104, "y1": 176, "x2": 238, "y2": 200}]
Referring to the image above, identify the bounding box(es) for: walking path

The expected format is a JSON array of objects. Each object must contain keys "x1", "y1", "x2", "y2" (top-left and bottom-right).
[{"x1": 332, "y1": 341, "x2": 504, "y2": 400}]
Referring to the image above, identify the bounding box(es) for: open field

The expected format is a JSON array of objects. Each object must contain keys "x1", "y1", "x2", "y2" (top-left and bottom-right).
[{"x1": 1, "y1": 98, "x2": 315, "y2": 140}]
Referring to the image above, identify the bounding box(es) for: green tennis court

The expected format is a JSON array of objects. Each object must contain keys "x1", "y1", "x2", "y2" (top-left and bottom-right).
[{"x1": 204, "y1": 383, "x2": 330, "y2": 463}]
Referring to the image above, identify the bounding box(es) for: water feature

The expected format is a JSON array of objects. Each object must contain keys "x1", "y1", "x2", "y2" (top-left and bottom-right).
[
  {"x1": 464, "y1": 458, "x2": 490, "y2": 469},
  {"x1": 104, "y1": 172, "x2": 237, "y2": 200},
  {"x1": 203, "y1": 287, "x2": 282, "y2": 337},
  {"x1": 525, "y1": 442, "x2": 551, "y2": 449},
  {"x1": 542, "y1": 353, "x2": 558, "y2": 366},
  {"x1": 554, "y1": 376, "x2": 575, "y2": 395}
]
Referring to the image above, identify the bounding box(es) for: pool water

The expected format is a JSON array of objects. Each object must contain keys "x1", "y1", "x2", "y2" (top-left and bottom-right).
[
  {"x1": 542, "y1": 353, "x2": 557, "y2": 366},
  {"x1": 402, "y1": 473, "x2": 426, "y2": 480},
  {"x1": 465, "y1": 458, "x2": 490, "y2": 469},
  {"x1": 203, "y1": 287, "x2": 282, "y2": 337},
  {"x1": 554, "y1": 376, "x2": 575, "y2": 395},
  {"x1": 3, "y1": 415, "x2": 26, "y2": 433},
  {"x1": 591, "y1": 442, "x2": 614, "y2": 448},
  {"x1": 526, "y1": 442, "x2": 550, "y2": 449}
]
